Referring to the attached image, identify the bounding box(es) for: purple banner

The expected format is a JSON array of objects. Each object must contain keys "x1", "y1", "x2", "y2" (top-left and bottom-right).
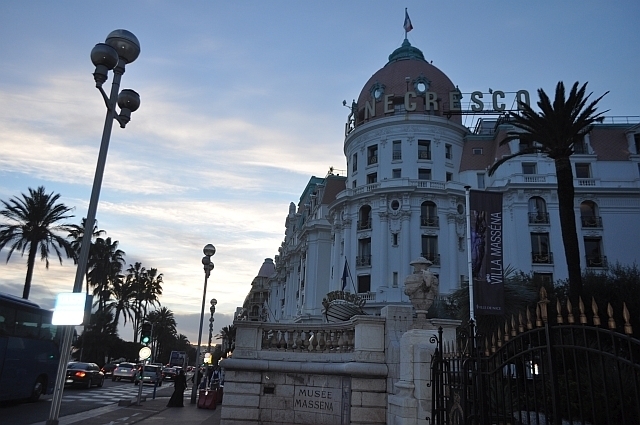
[{"x1": 470, "y1": 190, "x2": 504, "y2": 315}]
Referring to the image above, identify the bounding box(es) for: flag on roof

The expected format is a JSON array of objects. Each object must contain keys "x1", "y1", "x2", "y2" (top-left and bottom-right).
[{"x1": 404, "y1": 8, "x2": 413, "y2": 33}]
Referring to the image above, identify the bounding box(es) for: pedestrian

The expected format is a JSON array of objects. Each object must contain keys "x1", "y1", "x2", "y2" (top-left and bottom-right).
[{"x1": 167, "y1": 369, "x2": 187, "y2": 407}]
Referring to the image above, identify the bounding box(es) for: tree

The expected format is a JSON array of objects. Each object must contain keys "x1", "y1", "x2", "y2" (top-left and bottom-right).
[
  {"x1": 147, "y1": 307, "x2": 177, "y2": 363},
  {"x1": 126, "y1": 262, "x2": 147, "y2": 343},
  {"x1": 88, "y1": 237, "x2": 125, "y2": 311},
  {"x1": 0, "y1": 186, "x2": 75, "y2": 299},
  {"x1": 488, "y1": 82, "x2": 608, "y2": 297},
  {"x1": 67, "y1": 218, "x2": 105, "y2": 294},
  {"x1": 107, "y1": 275, "x2": 135, "y2": 330},
  {"x1": 220, "y1": 325, "x2": 236, "y2": 356}
]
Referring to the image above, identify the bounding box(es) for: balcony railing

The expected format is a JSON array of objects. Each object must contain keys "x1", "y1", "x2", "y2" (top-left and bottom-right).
[
  {"x1": 261, "y1": 323, "x2": 356, "y2": 352},
  {"x1": 418, "y1": 150, "x2": 431, "y2": 160},
  {"x1": 586, "y1": 255, "x2": 608, "y2": 268},
  {"x1": 532, "y1": 252, "x2": 554, "y2": 264},
  {"x1": 581, "y1": 216, "x2": 603, "y2": 228},
  {"x1": 528, "y1": 212, "x2": 550, "y2": 224},
  {"x1": 355, "y1": 255, "x2": 371, "y2": 267},
  {"x1": 367, "y1": 155, "x2": 378, "y2": 165},
  {"x1": 392, "y1": 151, "x2": 402, "y2": 160},
  {"x1": 420, "y1": 253, "x2": 441, "y2": 265},
  {"x1": 357, "y1": 218, "x2": 371, "y2": 230},
  {"x1": 420, "y1": 216, "x2": 439, "y2": 227}
]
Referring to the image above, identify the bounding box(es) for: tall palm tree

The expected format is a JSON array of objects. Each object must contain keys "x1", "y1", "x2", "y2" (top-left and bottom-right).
[
  {"x1": 141, "y1": 268, "x2": 163, "y2": 315},
  {"x1": 107, "y1": 275, "x2": 135, "y2": 330},
  {"x1": 67, "y1": 218, "x2": 105, "y2": 294},
  {"x1": 220, "y1": 325, "x2": 236, "y2": 355},
  {"x1": 488, "y1": 81, "x2": 608, "y2": 297},
  {"x1": 0, "y1": 186, "x2": 75, "y2": 299},
  {"x1": 126, "y1": 262, "x2": 147, "y2": 343},
  {"x1": 147, "y1": 307, "x2": 177, "y2": 362},
  {"x1": 88, "y1": 237, "x2": 125, "y2": 311}
]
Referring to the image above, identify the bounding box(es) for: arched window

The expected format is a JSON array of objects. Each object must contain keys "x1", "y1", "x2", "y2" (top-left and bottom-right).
[
  {"x1": 420, "y1": 201, "x2": 438, "y2": 227},
  {"x1": 528, "y1": 197, "x2": 549, "y2": 224},
  {"x1": 358, "y1": 205, "x2": 372, "y2": 230},
  {"x1": 580, "y1": 201, "x2": 601, "y2": 227}
]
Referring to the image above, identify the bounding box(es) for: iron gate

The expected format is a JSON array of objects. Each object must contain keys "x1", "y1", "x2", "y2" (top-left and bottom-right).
[{"x1": 432, "y1": 289, "x2": 640, "y2": 425}]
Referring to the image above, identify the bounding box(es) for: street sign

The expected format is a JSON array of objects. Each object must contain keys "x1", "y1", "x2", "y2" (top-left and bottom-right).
[{"x1": 139, "y1": 346, "x2": 151, "y2": 360}]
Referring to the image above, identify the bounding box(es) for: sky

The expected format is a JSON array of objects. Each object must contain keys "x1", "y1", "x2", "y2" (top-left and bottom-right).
[{"x1": 1, "y1": 1, "x2": 639, "y2": 344}]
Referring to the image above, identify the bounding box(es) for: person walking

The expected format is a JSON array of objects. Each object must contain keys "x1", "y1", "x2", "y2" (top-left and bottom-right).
[{"x1": 167, "y1": 369, "x2": 187, "y2": 407}]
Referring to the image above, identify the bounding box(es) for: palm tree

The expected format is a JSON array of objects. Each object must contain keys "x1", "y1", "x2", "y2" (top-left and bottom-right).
[
  {"x1": 147, "y1": 307, "x2": 177, "y2": 363},
  {"x1": 126, "y1": 262, "x2": 147, "y2": 343},
  {"x1": 67, "y1": 218, "x2": 105, "y2": 294},
  {"x1": 0, "y1": 186, "x2": 75, "y2": 299},
  {"x1": 88, "y1": 237, "x2": 125, "y2": 311},
  {"x1": 107, "y1": 275, "x2": 135, "y2": 330},
  {"x1": 488, "y1": 82, "x2": 608, "y2": 297},
  {"x1": 220, "y1": 325, "x2": 236, "y2": 356}
]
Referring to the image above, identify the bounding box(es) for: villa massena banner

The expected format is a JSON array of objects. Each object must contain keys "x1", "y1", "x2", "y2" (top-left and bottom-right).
[{"x1": 470, "y1": 190, "x2": 504, "y2": 315}]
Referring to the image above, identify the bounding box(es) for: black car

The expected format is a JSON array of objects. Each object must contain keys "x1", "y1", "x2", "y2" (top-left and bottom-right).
[
  {"x1": 162, "y1": 367, "x2": 177, "y2": 381},
  {"x1": 65, "y1": 362, "x2": 105, "y2": 389},
  {"x1": 100, "y1": 363, "x2": 118, "y2": 376}
]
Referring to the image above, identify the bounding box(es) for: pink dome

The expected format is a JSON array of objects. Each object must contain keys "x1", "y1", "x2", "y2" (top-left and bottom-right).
[{"x1": 355, "y1": 40, "x2": 461, "y2": 126}]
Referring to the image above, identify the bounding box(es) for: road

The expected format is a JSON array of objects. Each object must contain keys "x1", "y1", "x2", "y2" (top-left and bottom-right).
[{"x1": 0, "y1": 376, "x2": 178, "y2": 425}]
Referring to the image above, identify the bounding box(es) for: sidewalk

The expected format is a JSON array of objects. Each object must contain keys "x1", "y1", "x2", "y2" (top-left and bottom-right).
[{"x1": 38, "y1": 395, "x2": 220, "y2": 425}]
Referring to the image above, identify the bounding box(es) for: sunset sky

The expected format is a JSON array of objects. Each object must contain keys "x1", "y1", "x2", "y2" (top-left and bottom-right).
[{"x1": 1, "y1": 1, "x2": 638, "y2": 343}]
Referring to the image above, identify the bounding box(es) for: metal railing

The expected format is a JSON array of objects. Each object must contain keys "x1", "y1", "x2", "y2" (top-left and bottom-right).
[
  {"x1": 581, "y1": 215, "x2": 603, "y2": 228},
  {"x1": 528, "y1": 212, "x2": 550, "y2": 224},
  {"x1": 421, "y1": 253, "x2": 441, "y2": 265},
  {"x1": 532, "y1": 252, "x2": 553, "y2": 264},
  {"x1": 355, "y1": 255, "x2": 371, "y2": 267},
  {"x1": 586, "y1": 254, "x2": 608, "y2": 268},
  {"x1": 421, "y1": 216, "x2": 439, "y2": 227}
]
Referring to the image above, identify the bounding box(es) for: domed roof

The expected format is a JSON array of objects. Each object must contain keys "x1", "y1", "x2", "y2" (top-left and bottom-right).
[
  {"x1": 355, "y1": 40, "x2": 460, "y2": 126},
  {"x1": 257, "y1": 258, "x2": 276, "y2": 278}
]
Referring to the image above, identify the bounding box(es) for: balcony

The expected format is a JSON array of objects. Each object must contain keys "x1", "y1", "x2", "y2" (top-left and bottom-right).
[
  {"x1": 586, "y1": 255, "x2": 608, "y2": 268},
  {"x1": 420, "y1": 216, "x2": 439, "y2": 227},
  {"x1": 420, "y1": 253, "x2": 441, "y2": 265},
  {"x1": 367, "y1": 155, "x2": 378, "y2": 165},
  {"x1": 357, "y1": 218, "x2": 372, "y2": 230},
  {"x1": 418, "y1": 151, "x2": 431, "y2": 160},
  {"x1": 581, "y1": 216, "x2": 603, "y2": 228},
  {"x1": 392, "y1": 151, "x2": 402, "y2": 160},
  {"x1": 528, "y1": 212, "x2": 550, "y2": 224},
  {"x1": 355, "y1": 255, "x2": 371, "y2": 267},
  {"x1": 532, "y1": 252, "x2": 554, "y2": 264}
]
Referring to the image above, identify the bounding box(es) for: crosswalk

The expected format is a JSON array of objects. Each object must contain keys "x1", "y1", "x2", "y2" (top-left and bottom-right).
[{"x1": 59, "y1": 383, "x2": 174, "y2": 405}]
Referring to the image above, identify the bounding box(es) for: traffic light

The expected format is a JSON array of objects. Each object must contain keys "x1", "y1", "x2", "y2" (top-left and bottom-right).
[{"x1": 141, "y1": 322, "x2": 152, "y2": 345}]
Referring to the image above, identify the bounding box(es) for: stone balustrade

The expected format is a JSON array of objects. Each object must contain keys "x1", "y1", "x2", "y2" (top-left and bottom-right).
[{"x1": 260, "y1": 323, "x2": 355, "y2": 352}]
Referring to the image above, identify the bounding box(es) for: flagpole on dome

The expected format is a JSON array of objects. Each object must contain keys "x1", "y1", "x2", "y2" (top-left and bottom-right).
[{"x1": 403, "y1": 8, "x2": 413, "y2": 40}]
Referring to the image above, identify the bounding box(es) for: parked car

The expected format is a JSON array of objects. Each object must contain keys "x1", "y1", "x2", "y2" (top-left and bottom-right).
[
  {"x1": 65, "y1": 362, "x2": 104, "y2": 389},
  {"x1": 134, "y1": 365, "x2": 163, "y2": 386},
  {"x1": 162, "y1": 367, "x2": 178, "y2": 381},
  {"x1": 112, "y1": 362, "x2": 138, "y2": 382},
  {"x1": 100, "y1": 363, "x2": 118, "y2": 376}
]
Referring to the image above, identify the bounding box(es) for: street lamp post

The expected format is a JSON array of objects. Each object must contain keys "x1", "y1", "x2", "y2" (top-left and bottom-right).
[
  {"x1": 208, "y1": 298, "x2": 217, "y2": 352},
  {"x1": 191, "y1": 244, "x2": 216, "y2": 404},
  {"x1": 47, "y1": 29, "x2": 141, "y2": 425}
]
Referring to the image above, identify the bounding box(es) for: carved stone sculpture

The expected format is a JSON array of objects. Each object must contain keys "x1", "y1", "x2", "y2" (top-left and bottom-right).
[{"x1": 404, "y1": 257, "x2": 439, "y2": 319}]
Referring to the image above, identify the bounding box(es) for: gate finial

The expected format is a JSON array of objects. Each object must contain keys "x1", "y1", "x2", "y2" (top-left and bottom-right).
[
  {"x1": 591, "y1": 297, "x2": 601, "y2": 326},
  {"x1": 623, "y1": 303, "x2": 633, "y2": 335}
]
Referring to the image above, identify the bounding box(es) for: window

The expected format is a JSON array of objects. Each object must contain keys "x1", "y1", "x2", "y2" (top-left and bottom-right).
[
  {"x1": 418, "y1": 168, "x2": 432, "y2": 180},
  {"x1": 574, "y1": 136, "x2": 588, "y2": 154},
  {"x1": 445, "y1": 144, "x2": 452, "y2": 159},
  {"x1": 392, "y1": 168, "x2": 401, "y2": 179},
  {"x1": 352, "y1": 180, "x2": 357, "y2": 189},
  {"x1": 393, "y1": 141, "x2": 402, "y2": 160},
  {"x1": 367, "y1": 145, "x2": 378, "y2": 165},
  {"x1": 420, "y1": 201, "x2": 438, "y2": 227},
  {"x1": 367, "y1": 172, "x2": 377, "y2": 184},
  {"x1": 356, "y1": 238, "x2": 371, "y2": 267},
  {"x1": 421, "y1": 235, "x2": 439, "y2": 264},
  {"x1": 533, "y1": 273, "x2": 554, "y2": 287},
  {"x1": 418, "y1": 140, "x2": 431, "y2": 160},
  {"x1": 358, "y1": 205, "x2": 372, "y2": 230},
  {"x1": 357, "y1": 275, "x2": 371, "y2": 293},
  {"x1": 473, "y1": 148, "x2": 483, "y2": 155},
  {"x1": 390, "y1": 200, "x2": 400, "y2": 211},
  {"x1": 477, "y1": 173, "x2": 485, "y2": 189},
  {"x1": 531, "y1": 233, "x2": 551, "y2": 263},
  {"x1": 580, "y1": 201, "x2": 601, "y2": 227},
  {"x1": 352, "y1": 153, "x2": 358, "y2": 172},
  {"x1": 392, "y1": 233, "x2": 399, "y2": 246},
  {"x1": 584, "y1": 237, "x2": 605, "y2": 267},
  {"x1": 519, "y1": 139, "x2": 533, "y2": 151},
  {"x1": 392, "y1": 272, "x2": 398, "y2": 287},
  {"x1": 575, "y1": 163, "x2": 591, "y2": 178},
  {"x1": 446, "y1": 172, "x2": 453, "y2": 182},
  {"x1": 528, "y1": 196, "x2": 549, "y2": 224},
  {"x1": 522, "y1": 163, "x2": 537, "y2": 175},
  {"x1": 635, "y1": 134, "x2": 640, "y2": 154}
]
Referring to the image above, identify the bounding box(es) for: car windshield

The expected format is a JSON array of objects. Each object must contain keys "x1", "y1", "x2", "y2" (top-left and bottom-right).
[
  {"x1": 119, "y1": 363, "x2": 135, "y2": 369},
  {"x1": 68, "y1": 363, "x2": 90, "y2": 370},
  {"x1": 165, "y1": 368, "x2": 175, "y2": 373},
  {"x1": 143, "y1": 366, "x2": 158, "y2": 372}
]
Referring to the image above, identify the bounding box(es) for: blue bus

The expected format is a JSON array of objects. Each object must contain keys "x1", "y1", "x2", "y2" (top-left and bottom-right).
[{"x1": 0, "y1": 292, "x2": 60, "y2": 402}]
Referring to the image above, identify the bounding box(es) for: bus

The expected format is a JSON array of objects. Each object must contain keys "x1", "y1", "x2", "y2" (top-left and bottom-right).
[{"x1": 0, "y1": 292, "x2": 60, "y2": 402}]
